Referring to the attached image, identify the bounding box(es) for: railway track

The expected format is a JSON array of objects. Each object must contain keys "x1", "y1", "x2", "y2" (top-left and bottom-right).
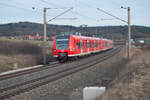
[
  {"x1": 0, "y1": 63, "x2": 59, "y2": 81},
  {"x1": 0, "y1": 46, "x2": 122, "y2": 100}
]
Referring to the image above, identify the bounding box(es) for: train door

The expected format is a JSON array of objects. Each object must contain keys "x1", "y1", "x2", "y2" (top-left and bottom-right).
[
  {"x1": 87, "y1": 40, "x2": 89, "y2": 53},
  {"x1": 76, "y1": 39, "x2": 80, "y2": 55},
  {"x1": 93, "y1": 40, "x2": 96, "y2": 51},
  {"x1": 100, "y1": 39, "x2": 103, "y2": 50},
  {"x1": 80, "y1": 39, "x2": 83, "y2": 55}
]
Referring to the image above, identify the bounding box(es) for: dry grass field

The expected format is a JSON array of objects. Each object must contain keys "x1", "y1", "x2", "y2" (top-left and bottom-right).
[
  {"x1": 96, "y1": 45, "x2": 150, "y2": 100},
  {"x1": 0, "y1": 37, "x2": 53, "y2": 73}
]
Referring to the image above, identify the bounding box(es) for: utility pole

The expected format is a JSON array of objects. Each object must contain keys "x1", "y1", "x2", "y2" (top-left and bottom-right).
[
  {"x1": 121, "y1": 6, "x2": 131, "y2": 59},
  {"x1": 127, "y1": 7, "x2": 131, "y2": 59},
  {"x1": 97, "y1": 7, "x2": 131, "y2": 59},
  {"x1": 43, "y1": 8, "x2": 48, "y2": 65},
  {"x1": 32, "y1": 7, "x2": 73, "y2": 64}
]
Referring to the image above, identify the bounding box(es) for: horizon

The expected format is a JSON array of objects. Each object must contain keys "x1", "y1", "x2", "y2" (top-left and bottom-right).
[
  {"x1": 0, "y1": 21, "x2": 150, "y2": 28},
  {"x1": 0, "y1": 0, "x2": 150, "y2": 27}
]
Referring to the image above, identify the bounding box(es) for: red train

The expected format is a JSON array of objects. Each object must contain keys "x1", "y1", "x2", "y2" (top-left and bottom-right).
[{"x1": 53, "y1": 34, "x2": 114, "y2": 62}]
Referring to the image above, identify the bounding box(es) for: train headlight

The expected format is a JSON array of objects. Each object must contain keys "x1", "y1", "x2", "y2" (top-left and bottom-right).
[
  {"x1": 69, "y1": 48, "x2": 75, "y2": 51},
  {"x1": 69, "y1": 48, "x2": 72, "y2": 51}
]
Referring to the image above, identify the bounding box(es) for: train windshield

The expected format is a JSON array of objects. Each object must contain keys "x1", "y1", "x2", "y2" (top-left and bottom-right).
[{"x1": 56, "y1": 36, "x2": 69, "y2": 50}]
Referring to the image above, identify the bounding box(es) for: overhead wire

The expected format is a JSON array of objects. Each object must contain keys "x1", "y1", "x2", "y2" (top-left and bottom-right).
[
  {"x1": 72, "y1": 0, "x2": 127, "y2": 23},
  {"x1": 97, "y1": 8, "x2": 127, "y2": 23},
  {"x1": 0, "y1": 1, "x2": 62, "y2": 20},
  {"x1": 69, "y1": 0, "x2": 105, "y2": 23},
  {"x1": 47, "y1": 8, "x2": 73, "y2": 22},
  {"x1": 70, "y1": 0, "x2": 98, "y2": 22},
  {"x1": 38, "y1": 0, "x2": 99, "y2": 22},
  {"x1": 39, "y1": 0, "x2": 69, "y2": 9},
  {"x1": 1, "y1": 0, "x2": 77, "y2": 23},
  {"x1": 1, "y1": 0, "x2": 126, "y2": 25}
]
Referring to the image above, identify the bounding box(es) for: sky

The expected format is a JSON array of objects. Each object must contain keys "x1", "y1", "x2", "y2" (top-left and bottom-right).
[{"x1": 0, "y1": 0, "x2": 150, "y2": 26}]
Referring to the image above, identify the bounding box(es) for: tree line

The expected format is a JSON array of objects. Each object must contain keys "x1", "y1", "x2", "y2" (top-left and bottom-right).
[{"x1": 0, "y1": 22, "x2": 150, "y2": 39}]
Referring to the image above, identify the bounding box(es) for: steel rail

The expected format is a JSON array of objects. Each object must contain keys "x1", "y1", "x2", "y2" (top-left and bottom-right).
[
  {"x1": 0, "y1": 46, "x2": 121, "y2": 99},
  {"x1": 0, "y1": 63, "x2": 60, "y2": 81}
]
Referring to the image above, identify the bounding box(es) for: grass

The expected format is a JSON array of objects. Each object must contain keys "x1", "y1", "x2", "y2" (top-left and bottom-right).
[
  {"x1": 0, "y1": 54, "x2": 41, "y2": 72},
  {"x1": 0, "y1": 40, "x2": 42, "y2": 55},
  {"x1": 0, "y1": 37, "x2": 53, "y2": 73},
  {"x1": 96, "y1": 46, "x2": 150, "y2": 100}
]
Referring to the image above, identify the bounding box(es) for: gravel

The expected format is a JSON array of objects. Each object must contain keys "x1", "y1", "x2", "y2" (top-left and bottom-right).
[{"x1": 5, "y1": 47, "x2": 127, "y2": 100}]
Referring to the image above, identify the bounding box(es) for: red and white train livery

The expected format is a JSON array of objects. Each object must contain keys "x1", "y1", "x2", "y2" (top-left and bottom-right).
[{"x1": 53, "y1": 34, "x2": 114, "y2": 62}]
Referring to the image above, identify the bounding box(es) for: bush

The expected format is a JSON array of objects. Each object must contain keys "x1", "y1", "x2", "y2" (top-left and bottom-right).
[{"x1": 0, "y1": 40, "x2": 42, "y2": 55}]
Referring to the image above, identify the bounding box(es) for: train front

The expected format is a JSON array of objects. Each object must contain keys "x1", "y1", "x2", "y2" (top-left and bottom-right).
[{"x1": 53, "y1": 35, "x2": 70, "y2": 62}]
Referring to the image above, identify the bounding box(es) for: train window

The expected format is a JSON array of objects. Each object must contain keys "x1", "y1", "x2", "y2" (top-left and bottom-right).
[
  {"x1": 77, "y1": 42, "x2": 80, "y2": 49},
  {"x1": 93, "y1": 42, "x2": 94, "y2": 48},
  {"x1": 103, "y1": 41, "x2": 105, "y2": 47},
  {"x1": 96, "y1": 41, "x2": 98, "y2": 47},
  {"x1": 74, "y1": 39, "x2": 76, "y2": 45},
  {"x1": 87, "y1": 40, "x2": 89, "y2": 48},
  {"x1": 80, "y1": 41, "x2": 82, "y2": 48},
  {"x1": 100, "y1": 41, "x2": 101, "y2": 47},
  {"x1": 89, "y1": 42, "x2": 91, "y2": 48},
  {"x1": 56, "y1": 36, "x2": 69, "y2": 50},
  {"x1": 92, "y1": 41, "x2": 94, "y2": 48},
  {"x1": 79, "y1": 42, "x2": 81, "y2": 48},
  {"x1": 86, "y1": 40, "x2": 88, "y2": 48},
  {"x1": 79, "y1": 42, "x2": 81, "y2": 49},
  {"x1": 82, "y1": 41, "x2": 84, "y2": 48}
]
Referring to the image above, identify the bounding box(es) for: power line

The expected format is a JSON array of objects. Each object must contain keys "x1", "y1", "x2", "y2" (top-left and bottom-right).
[
  {"x1": 70, "y1": 11, "x2": 98, "y2": 22},
  {"x1": 54, "y1": 18, "x2": 77, "y2": 20},
  {"x1": 39, "y1": 0, "x2": 69, "y2": 9},
  {"x1": 48, "y1": 8, "x2": 73, "y2": 22},
  {"x1": 38, "y1": 0, "x2": 98, "y2": 22},
  {"x1": 97, "y1": 8, "x2": 127, "y2": 23},
  {"x1": 100, "y1": 18, "x2": 114, "y2": 21},
  {"x1": 72, "y1": 0, "x2": 125, "y2": 22},
  {"x1": 0, "y1": 2, "x2": 61, "y2": 21}
]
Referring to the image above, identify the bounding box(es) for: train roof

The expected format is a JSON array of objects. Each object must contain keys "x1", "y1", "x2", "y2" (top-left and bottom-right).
[
  {"x1": 72, "y1": 34, "x2": 112, "y2": 41},
  {"x1": 72, "y1": 35, "x2": 99, "y2": 40},
  {"x1": 54, "y1": 34, "x2": 113, "y2": 41}
]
